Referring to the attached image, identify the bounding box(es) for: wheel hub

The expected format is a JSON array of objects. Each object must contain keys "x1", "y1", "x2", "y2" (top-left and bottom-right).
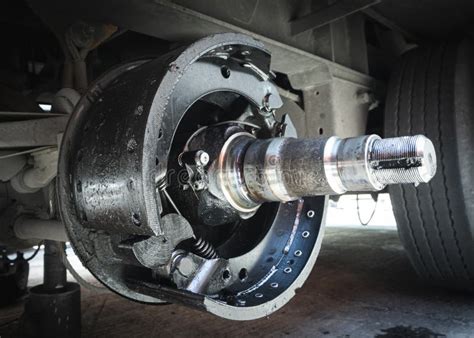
[{"x1": 58, "y1": 33, "x2": 436, "y2": 320}]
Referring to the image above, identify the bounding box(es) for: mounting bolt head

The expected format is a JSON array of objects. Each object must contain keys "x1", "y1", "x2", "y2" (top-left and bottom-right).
[{"x1": 195, "y1": 150, "x2": 210, "y2": 166}]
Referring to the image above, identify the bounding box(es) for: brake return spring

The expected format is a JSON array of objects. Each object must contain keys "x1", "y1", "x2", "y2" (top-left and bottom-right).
[{"x1": 193, "y1": 237, "x2": 218, "y2": 259}]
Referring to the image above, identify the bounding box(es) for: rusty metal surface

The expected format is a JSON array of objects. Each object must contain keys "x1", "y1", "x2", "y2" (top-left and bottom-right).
[{"x1": 57, "y1": 33, "x2": 327, "y2": 319}]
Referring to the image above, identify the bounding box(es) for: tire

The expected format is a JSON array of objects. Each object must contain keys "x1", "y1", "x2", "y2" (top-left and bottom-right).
[{"x1": 384, "y1": 38, "x2": 474, "y2": 291}]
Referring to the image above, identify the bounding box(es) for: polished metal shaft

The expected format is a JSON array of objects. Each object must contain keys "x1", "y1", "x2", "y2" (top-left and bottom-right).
[
  {"x1": 325, "y1": 134, "x2": 436, "y2": 194},
  {"x1": 215, "y1": 133, "x2": 437, "y2": 213}
]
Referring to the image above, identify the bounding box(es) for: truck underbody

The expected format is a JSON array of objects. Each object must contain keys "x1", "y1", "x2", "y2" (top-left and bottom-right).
[{"x1": 0, "y1": 0, "x2": 473, "y2": 335}]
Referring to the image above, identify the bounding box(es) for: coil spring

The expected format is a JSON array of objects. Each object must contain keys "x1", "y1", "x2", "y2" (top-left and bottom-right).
[{"x1": 193, "y1": 237, "x2": 218, "y2": 259}]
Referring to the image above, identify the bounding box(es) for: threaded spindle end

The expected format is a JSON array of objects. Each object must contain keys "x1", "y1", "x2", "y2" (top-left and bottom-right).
[{"x1": 369, "y1": 135, "x2": 436, "y2": 185}]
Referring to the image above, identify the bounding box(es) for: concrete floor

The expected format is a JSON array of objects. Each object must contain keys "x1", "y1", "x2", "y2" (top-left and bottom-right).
[{"x1": 1, "y1": 226, "x2": 474, "y2": 337}]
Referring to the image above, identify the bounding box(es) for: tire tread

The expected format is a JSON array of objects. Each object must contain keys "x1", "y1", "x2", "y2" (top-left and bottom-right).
[{"x1": 385, "y1": 41, "x2": 474, "y2": 290}]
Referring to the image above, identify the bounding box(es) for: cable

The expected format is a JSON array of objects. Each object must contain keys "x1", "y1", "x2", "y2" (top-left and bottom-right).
[
  {"x1": 356, "y1": 194, "x2": 379, "y2": 226},
  {"x1": 25, "y1": 241, "x2": 43, "y2": 262}
]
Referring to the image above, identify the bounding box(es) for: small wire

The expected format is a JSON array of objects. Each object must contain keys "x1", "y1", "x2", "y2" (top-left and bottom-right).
[
  {"x1": 162, "y1": 187, "x2": 182, "y2": 216},
  {"x1": 25, "y1": 241, "x2": 44, "y2": 262},
  {"x1": 356, "y1": 194, "x2": 379, "y2": 226},
  {"x1": 0, "y1": 146, "x2": 53, "y2": 160}
]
